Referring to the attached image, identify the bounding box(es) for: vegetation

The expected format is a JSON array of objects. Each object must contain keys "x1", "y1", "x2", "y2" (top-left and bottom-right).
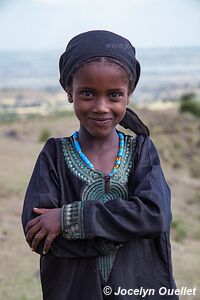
[
  {"x1": 171, "y1": 218, "x2": 187, "y2": 242},
  {"x1": 39, "y1": 128, "x2": 52, "y2": 142},
  {"x1": 179, "y1": 93, "x2": 200, "y2": 118},
  {"x1": 0, "y1": 110, "x2": 75, "y2": 124},
  {"x1": 0, "y1": 112, "x2": 21, "y2": 123}
]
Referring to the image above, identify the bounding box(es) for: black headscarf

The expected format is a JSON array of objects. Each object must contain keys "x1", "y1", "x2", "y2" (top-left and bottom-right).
[{"x1": 59, "y1": 30, "x2": 149, "y2": 136}]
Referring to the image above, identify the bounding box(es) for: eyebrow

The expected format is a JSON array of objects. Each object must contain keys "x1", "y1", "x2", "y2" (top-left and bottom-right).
[
  {"x1": 78, "y1": 87, "x2": 125, "y2": 91},
  {"x1": 107, "y1": 88, "x2": 125, "y2": 92},
  {"x1": 78, "y1": 87, "x2": 96, "y2": 90}
]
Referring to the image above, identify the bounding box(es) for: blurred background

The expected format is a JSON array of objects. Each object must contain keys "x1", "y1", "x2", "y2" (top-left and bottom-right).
[{"x1": 0, "y1": 0, "x2": 200, "y2": 299}]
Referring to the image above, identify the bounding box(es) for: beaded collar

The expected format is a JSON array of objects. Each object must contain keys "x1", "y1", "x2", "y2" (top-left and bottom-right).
[{"x1": 72, "y1": 131, "x2": 125, "y2": 177}]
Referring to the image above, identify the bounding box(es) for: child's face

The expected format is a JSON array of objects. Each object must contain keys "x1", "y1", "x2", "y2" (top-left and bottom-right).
[{"x1": 69, "y1": 61, "x2": 130, "y2": 137}]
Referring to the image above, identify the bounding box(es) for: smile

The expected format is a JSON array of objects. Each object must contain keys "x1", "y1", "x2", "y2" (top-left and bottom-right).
[{"x1": 89, "y1": 118, "x2": 112, "y2": 125}]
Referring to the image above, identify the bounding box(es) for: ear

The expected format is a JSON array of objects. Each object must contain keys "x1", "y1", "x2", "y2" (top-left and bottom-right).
[{"x1": 67, "y1": 92, "x2": 73, "y2": 103}]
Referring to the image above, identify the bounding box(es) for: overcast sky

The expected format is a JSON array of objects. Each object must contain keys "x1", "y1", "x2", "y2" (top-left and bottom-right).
[{"x1": 0, "y1": 0, "x2": 200, "y2": 50}]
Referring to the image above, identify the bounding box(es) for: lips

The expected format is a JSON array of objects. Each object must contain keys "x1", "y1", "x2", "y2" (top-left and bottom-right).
[{"x1": 89, "y1": 117, "x2": 112, "y2": 125}]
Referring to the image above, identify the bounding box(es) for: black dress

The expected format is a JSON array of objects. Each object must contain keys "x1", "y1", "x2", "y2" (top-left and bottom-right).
[{"x1": 21, "y1": 133, "x2": 179, "y2": 300}]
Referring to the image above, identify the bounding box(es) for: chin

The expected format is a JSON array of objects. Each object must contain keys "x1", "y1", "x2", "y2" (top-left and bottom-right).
[{"x1": 87, "y1": 127, "x2": 115, "y2": 137}]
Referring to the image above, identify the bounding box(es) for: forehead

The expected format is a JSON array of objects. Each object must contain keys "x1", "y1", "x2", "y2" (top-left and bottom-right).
[{"x1": 72, "y1": 61, "x2": 129, "y2": 87}]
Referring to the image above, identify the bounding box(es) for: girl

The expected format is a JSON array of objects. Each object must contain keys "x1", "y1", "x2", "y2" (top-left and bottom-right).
[{"x1": 22, "y1": 30, "x2": 178, "y2": 300}]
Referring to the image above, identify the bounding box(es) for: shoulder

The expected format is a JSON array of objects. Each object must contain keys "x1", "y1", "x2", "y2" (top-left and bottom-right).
[
  {"x1": 42, "y1": 136, "x2": 72, "y2": 149},
  {"x1": 121, "y1": 131, "x2": 158, "y2": 150},
  {"x1": 133, "y1": 134, "x2": 161, "y2": 167},
  {"x1": 123, "y1": 132, "x2": 152, "y2": 150},
  {"x1": 41, "y1": 137, "x2": 59, "y2": 151},
  {"x1": 40, "y1": 136, "x2": 69, "y2": 158},
  {"x1": 134, "y1": 134, "x2": 158, "y2": 151}
]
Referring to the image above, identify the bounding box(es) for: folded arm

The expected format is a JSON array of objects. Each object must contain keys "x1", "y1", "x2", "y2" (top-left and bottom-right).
[{"x1": 21, "y1": 138, "x2": 117, "y2": 257}]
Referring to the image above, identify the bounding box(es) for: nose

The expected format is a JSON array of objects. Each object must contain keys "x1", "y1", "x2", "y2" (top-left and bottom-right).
[{"x1": 92, "y1": 97, "x2": 109, "y2": 113}]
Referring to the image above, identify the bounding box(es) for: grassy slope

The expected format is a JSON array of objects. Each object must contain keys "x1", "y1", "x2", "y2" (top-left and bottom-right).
[{"x1": 0, "y1": 108, "x2": 199, "y2": 299}]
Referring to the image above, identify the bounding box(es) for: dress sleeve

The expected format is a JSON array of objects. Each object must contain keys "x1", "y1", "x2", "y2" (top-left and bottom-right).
[
  {"x1": 62, "y1": 135, "x2": 172, "y2": 242},
  {"x1": 21, "y1": 138, "x2": 117, "y2": 257}
]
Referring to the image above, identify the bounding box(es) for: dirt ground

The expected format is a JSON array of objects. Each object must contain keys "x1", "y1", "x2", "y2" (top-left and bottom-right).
[{"x1": 0, "y1": 108, "x2": 199, "y2": 300}]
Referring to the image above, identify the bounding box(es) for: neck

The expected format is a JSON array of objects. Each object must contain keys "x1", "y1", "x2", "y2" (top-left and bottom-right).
[{"x1": 78, "y1": 126, "x2": 119, "y2": 151}]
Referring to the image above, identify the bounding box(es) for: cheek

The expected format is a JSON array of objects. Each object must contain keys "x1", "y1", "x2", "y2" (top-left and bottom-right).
[
  {"x1": 119, "y1": 108, "x2": 127, "y2": 121},
  {"x1": 116, "y1": 100, "x2": 128, "y2": 114},
  {"x1": 113, "y1": 102, "x2": 128, "y2": 122},
  {"x1": 73, "y1": 101, "x2": 88, "y2": 118},
  {"x1": 127, "y1": 96, "x2": 130, "y2": 105},
  {"x1": 73, "y1": 105, "x2": 81, "y2": 118}
]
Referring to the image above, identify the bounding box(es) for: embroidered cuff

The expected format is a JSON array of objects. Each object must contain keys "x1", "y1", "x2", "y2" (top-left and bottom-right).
[
  {"x1": 61, "y1": 201, "x2": 85, "y2": 239},
  {"x1": 99, "y1": 238, "x2": 123, "y2": 255}
]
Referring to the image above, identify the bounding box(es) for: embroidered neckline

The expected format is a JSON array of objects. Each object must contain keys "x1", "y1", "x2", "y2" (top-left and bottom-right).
[
  {"x1": 72, "y1": 130, "x2": 125, "y2": 177},
  {"x1": 67, "y1": 131, "x2": 129, "y2": 179}
]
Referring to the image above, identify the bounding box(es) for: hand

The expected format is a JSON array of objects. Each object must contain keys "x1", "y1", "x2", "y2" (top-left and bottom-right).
[{"x1": 25, "y1": 207, "x2": 61, "y2": 254}]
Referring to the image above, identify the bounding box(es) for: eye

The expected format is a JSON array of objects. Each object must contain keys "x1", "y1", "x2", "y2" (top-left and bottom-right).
[
  {"x1": 80, "y1": 90, "x2": 94, "y2": 98},
  {"x1": 109, "y1": 91, "x2": 123, "y2": 99}
]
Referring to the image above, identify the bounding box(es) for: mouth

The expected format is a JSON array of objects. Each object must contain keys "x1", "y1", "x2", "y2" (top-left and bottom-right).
[{"x1": 89, "y1": 117, "x2": 112, "y2": 125}]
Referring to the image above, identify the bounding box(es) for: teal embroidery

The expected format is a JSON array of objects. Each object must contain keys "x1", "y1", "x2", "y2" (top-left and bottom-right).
[
  {"x1": 62, "y1": 202, "x2": 84, "y2": 239},
  {"x1": 61, "y1": 134, "x2": 136, "y2": 282},
  {"x1": 99, "y1": 250, "x2": 119, "y2": 282}
]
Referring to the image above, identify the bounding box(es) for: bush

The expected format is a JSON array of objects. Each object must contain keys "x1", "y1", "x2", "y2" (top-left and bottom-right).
[
  {"x1": 39, "y1": 128, "x2": 51, "y2": 142},
  {"x1": 171, "y1": 218, "x2": 187, "y2": 242},
  {"x1": 0, "y1": 112, "x2": 21, "y2": 123},
  {"x1": 179, "y1": 93, "x2": 200, "y2": 118}
]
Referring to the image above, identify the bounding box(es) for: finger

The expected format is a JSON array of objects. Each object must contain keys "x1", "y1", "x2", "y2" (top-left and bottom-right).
[
  {"x1": 43, "y1": 234, "x2": 56, "y2": 255},
  {"x1": 25, "y1": 216, "x2": 40, "y2": 234},
  {"x1": 33, "y1": 208, "x2": 51, "y2": 215},
  {"x1": 26, "y1": 222, "x2": 42, "y2": 244},
  {"x1": 31, "y1": 229, "x2": 47, "y2": 252}
]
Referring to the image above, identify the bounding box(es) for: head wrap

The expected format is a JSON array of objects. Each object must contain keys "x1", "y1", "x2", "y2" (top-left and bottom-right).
[{"x1": 59, "y1": 30, "x2": 149, "y2": 136}]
